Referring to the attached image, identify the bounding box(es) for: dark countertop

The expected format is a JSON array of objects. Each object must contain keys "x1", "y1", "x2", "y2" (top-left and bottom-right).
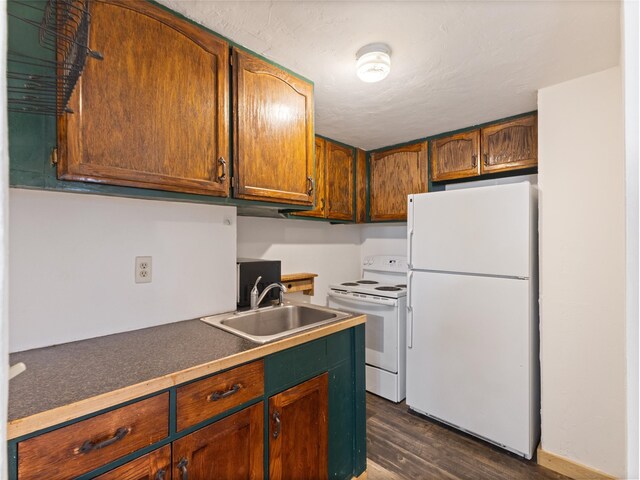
[
  {"x1": 8, "y1": 313, "x2": 366, "y2": 440},
  {"x1": 8, "y1": 319, "x2": 255, "y2": 423}
]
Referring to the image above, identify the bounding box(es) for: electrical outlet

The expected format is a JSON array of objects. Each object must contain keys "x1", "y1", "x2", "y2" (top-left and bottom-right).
[{"x1": 135, "y1": 256, "x2": 152, "y2": 284}]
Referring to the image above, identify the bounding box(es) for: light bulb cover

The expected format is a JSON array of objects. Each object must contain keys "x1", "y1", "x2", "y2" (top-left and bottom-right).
[{"x1": 356, "y1": 43, "x2": 391, "y2": 83}]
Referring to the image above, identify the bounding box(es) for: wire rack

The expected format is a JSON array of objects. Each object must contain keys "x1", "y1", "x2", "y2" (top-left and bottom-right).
[{"x1": 8, "y1": 0, "x2": 103, "y2": 115}]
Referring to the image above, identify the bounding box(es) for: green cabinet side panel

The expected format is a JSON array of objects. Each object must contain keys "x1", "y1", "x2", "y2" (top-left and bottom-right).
[
  {"x1": 328, "y1": 359, "x2": 355, "y2": 479},
  {"x1": 354, "y1": 324, "x2": 367, "y2": 475}
]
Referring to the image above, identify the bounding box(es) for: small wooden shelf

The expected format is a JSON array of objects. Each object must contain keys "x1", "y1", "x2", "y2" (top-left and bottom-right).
[{"x1": 281, "y1": 273, "x2": 318, "y2": 296}]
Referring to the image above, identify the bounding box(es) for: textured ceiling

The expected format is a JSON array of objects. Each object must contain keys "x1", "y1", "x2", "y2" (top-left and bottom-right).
[{"x1": 158, "y1": 0, "x2": 621, "y2": 150}]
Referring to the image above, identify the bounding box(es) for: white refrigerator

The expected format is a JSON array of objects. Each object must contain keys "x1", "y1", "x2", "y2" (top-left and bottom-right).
[{"x1": 406, "y1": 181, "x2": 540, "y2": 459}]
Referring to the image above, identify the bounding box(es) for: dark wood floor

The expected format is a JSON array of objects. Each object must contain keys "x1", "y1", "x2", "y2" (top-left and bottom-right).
[{"x1": 366, "y1": 393, "x2": 570, "y2": 480}]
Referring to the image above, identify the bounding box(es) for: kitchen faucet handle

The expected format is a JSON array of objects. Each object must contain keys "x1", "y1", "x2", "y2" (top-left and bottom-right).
[{"x1": 252, "y1": 276, "x2": 262, "y2": 290}]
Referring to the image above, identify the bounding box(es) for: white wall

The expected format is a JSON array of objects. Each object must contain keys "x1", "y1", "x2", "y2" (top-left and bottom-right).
[
  {"x1": 9, "y1": 189, "x2": 237, "y2": 352},
  {"x1": 360, "y1": 224, "x2": 407, "y2": 261},
  {"x1": 623, "y1": 2, "x2": 640, "y2": 476},
  {"x1": 538, "y1": 67, "x2": 627, "y2": 477},
  {"x1": 237, "y1": 216, "x2": 361, "y2": 305}
]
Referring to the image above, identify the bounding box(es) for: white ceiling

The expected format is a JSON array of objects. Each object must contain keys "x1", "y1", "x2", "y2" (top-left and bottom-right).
[{"x1": 159, "y1": 0, "x2": 621, "y2": 150}]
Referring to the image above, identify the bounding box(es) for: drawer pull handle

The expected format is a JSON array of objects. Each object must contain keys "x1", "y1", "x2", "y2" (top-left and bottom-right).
[
  {"x1": 272, "y1": 411, "x2": 281, "y2": 439},
  {"x1": 155, "y1": 468, "x2": 166, "y2": 480},
  {"x1": 178, "y1": 457, "x2": 188, "y2": 480},
  {"x1": 208, "y1": 383, "x2": 241, "y2": 402},
  {"x1": 78, "y1": 426, "x2": 130, "y2": 454}
]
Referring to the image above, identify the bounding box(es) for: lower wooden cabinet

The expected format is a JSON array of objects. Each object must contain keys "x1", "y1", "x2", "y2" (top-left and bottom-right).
[
  {"x1": 94, "y1": 445, "x2": 171, "y2": 480},
  {"x1": 268, "y1": 373, "x2": 328, "y2": 480},
  {"x1": 173, "y1": 402, "x2": 264, "y2": 480}
]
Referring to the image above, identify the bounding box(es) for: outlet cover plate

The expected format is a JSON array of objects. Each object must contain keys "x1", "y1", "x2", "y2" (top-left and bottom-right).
[{"x1": 135, "y1": 256, "x2": 152, "y2": 284}]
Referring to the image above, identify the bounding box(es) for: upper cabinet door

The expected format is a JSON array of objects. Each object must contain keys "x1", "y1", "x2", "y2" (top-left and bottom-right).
[
  {"x1": 370, "y1": 141, "x2": 428, "y2": 222},
  {"x1": 233, "y1": 49, "x2": 314, "y2": 205},
  {"x1": 292, "y1": 137, "x2": 326, "y2": 218},
  {"x1": 58, "y1": 0, "x2": 230, "y2": 196},
  {"x1": 481, "y1": 114, "x2": 537, "y2": 174},
  {"x1": 430, "y1": 130, "x2": 480, "y2": 182},
  {"x1": 325, "y1": 141, "x2": 354, "y2": 221}
]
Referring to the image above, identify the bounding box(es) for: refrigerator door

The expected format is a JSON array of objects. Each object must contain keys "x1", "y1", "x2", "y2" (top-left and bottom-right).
[
  {"x1": 408, "y1": 182, "x2": 532, "y2": 278},
  {"x1": 406, "y1": 271, "x2": 536, "y2": 458}
]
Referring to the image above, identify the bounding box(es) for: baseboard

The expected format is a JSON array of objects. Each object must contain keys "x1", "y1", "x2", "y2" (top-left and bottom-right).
[
  {"x1": 537, "y1": 447, "x2": 617, "y2": 479},
  {"x1": 353, "y1": 470, "x2": 367, "y2": 480}
]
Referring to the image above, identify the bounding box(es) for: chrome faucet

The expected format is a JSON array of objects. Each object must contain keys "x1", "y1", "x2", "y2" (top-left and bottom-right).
[{"x1": 250, "y1": 276, "x2": 288, "y2": 310}]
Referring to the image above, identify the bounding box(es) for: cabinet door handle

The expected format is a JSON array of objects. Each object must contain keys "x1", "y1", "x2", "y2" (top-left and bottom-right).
[
  {"x1": 307, "y1": 176, "x2": 314, "y2": 196},
  {"x1": 320, "y1": 198, "x2": 325, "y2": 211},
  {"x1": 471, "y1": 154, "x2": 477, "y2": 168},
  {"x1": 177, "y1": 458, "x2": 188, "y2": 480},
  {"x1": 155, "y1": 468, "x2": 166, "y2": 480},
  {"x1": 217, "y1": 157, "x2": 227, "y2": 182},
  {"x1": 483, "y1": 153, "x2": 489, "y2": 166},
  {"x1": 77, "y1": 426, "x2": 130, "y2": 454},
  {"x1": 272, "y1": 411, "x2": 281, "y2": 439},
  {"x1": 208, "y1": 383, "x2": 241, "y2": 402}
]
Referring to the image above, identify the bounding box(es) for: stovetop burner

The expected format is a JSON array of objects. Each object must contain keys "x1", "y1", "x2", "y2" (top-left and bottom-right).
[
  {"x1": 356, "y1": 280, "x2": 378, "y2": 284},
  {"x1": 375, "y1": 286, "x2": 402, "y2": 292},
  {"x1": 342, "y1": 282, "x2": 359, "y2": 286},
  {"x1": 396, "y1": 284, "x2": 406, "y2": 288}
]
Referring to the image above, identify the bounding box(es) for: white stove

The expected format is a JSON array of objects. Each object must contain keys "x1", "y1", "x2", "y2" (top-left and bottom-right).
[{"x1": 327, "y1": 255, "x2": 407, "y2": 403}]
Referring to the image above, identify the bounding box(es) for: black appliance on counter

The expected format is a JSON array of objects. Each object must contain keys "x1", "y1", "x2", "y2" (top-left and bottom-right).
[{"x1": 237, "y1": 258, "x2": 282, "y2": 308}]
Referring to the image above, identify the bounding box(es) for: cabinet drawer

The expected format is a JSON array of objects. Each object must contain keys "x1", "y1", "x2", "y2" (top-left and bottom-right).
[
  {"x1": 17, "y1": 393, "x2": 169, "y2": 480},
  {"x1": 176, "y1": 360, "x2": 264, "y2": 431}
]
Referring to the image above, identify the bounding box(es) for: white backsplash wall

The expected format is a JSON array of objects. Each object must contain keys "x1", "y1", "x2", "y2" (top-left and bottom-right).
[
  {"x1": 9, "y1": 189, "x2": 237, "y2": 353},
  {"x1": 237, "y1": 216, "x2": 361, "y2": 305},
  {"x1": 360, "y1": 224, "x2": 407, "y2": 261}
]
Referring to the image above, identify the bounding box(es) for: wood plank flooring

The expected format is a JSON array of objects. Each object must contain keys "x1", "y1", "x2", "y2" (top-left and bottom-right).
[{"x1": 366, "y1": 393, "x2": 570, "y2": 480}]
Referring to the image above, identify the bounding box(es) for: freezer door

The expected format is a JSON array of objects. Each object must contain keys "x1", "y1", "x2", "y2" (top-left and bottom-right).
[
  {"x1": 406, "y1": 271, "x2": 536, "y2": 458},
  {"x1": 408, "y1": 182, "x2": 532, "y2": 277}
]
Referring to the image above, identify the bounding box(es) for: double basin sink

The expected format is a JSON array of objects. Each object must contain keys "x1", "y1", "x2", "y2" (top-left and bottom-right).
[{"x1": 201, "y1": 303, "x2": 352, "y2": 344}]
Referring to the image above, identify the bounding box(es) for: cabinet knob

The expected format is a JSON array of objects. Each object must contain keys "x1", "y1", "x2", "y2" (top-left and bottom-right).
[
  {"x1": 272, "y1": 411, "x2": 281, "y2": 439},
  {"x1": 177, "y1": 457, "x2": 189, "y2": 480},
  {"x1": 307, "y1": 176, "x2": 314, "y2": 196},
  {"x1": 217, "y1": 157, "x2": 227, "y2": 183}
]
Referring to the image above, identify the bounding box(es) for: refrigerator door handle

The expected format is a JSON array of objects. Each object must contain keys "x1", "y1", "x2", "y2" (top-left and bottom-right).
[
  {"x1": 407, "y1": 271, "x2": 413, "y2": 349},
  {"x1": 408, "y1": 196, "x2": 414, "y2": 269},
  {"x1": 408, "y1": 229, "x2": 414, "y2": 269}
]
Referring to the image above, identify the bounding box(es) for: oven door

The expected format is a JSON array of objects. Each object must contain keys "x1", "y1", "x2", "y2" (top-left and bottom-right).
[{"x1": 327, "y1": 291, "x2": 399, "y2": 373}]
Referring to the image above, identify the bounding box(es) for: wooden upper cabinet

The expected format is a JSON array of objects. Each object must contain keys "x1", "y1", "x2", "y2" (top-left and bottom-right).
[
  {"x1": 58, "y1": 0, "x2": 230, "y2": 196},
  {"x1": 355, "y1": 149, "x2": 367, "y2": 223},
  {"x1": 431, "y1": 130, "x2": 480, "y2": 182},
  {"x1": 233, "y1": 48, "x2": 314, "y2": 205},
  {"x1": 481, "y1": 114, "x2": 538, "y2": 174},
  {"x1": 370, "y1": 141, "x2": 428, "y2": 222},
  {"x1": 293, "y1": 137, "x2": 326, "y2": 218},
  {"x1": 269, "y1": 374, "x2": 328, "y2": 480},
  {"x1": 325, "y1": 141, "x2": 354, "y2": 221},
  {"x1": 173, "y1": 402, "x2": 264, "y2": 480}
]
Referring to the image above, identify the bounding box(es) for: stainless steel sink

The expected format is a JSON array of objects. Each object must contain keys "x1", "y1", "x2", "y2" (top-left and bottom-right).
[{"x1": 201, "y1": 303, "x2": 351, "y2": 344}]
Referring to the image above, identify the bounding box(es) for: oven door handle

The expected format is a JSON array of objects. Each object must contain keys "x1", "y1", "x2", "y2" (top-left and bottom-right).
[{"x1": 327, "y1": 291, "x2": 397, "y2": 307}]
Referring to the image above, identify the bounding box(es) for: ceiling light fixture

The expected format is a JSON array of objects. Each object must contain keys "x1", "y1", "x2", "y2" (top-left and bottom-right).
[{"x1": 356, "y1": 43, "x2": 391, "y2": 83}]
